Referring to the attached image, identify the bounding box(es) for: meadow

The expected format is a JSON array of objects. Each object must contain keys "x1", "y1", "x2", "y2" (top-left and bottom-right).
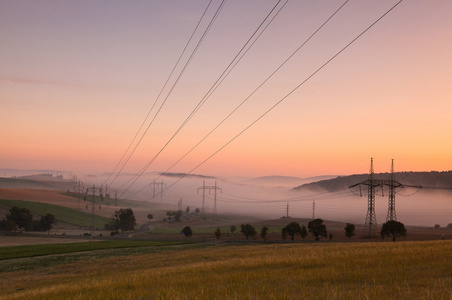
[
  {"x1": 0, "y1": 240, "x2": 450, "y2": 299},
  {"x1": 0, "y1": 199, "x2": 110, "y2": 228}
]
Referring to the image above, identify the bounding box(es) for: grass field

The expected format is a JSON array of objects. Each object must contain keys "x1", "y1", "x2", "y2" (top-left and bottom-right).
[
  {"x1": 0, "y1": 240, "x2": 191, "y2": 260},
  {"x1": 0, "y1": 199, "x2": 111, "y2": 228},
  {"x1": 0, "y1": 240, "x2": 450, "y2": 299}
]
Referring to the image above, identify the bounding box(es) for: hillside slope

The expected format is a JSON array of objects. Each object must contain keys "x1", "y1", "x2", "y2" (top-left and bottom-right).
[{"x1": 293, "y1": 171, "x2": 452, "y2": 192}]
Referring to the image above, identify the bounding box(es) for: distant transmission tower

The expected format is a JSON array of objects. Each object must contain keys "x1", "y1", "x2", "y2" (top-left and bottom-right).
[
  {"x1": 150, "y1": 179, "x2": 166, "y2": 199},
  {"x1": 197, "y1": 181, "x2": 222, "y2": 217},
  {"x1": 85, "y1": 185, "x2": 103, "y2": 240},
  {"x1": 312, "y1": 199, "x2": 315, "y2": 219}
]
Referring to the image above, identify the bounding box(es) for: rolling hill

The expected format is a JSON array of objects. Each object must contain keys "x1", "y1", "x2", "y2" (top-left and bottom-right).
[{"x1": 293, "y1": 171, "x2": 452, "y2": 192}]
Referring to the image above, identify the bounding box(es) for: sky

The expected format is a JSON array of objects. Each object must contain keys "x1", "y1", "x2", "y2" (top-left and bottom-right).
[{"x1": 1, "y1": 0, "x2": 452, "y2": 181}]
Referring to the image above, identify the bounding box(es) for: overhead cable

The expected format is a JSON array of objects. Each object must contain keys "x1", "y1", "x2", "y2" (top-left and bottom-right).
[{"x1": 133, "y1": 0, "x2": 404, "y2": 207}]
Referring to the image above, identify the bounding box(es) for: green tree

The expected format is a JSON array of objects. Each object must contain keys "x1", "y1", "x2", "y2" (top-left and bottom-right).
[
  {"x1": 380, "y1": 220, "x2": 407, "y2": 242},
  {"x1": 181, "y1": 226, "x2": 193, "y2": 237},
  {"x1": 113, "y1": 208, "x2": 136, "y2": 231},
  {"x1": 300, "y1": 225, "x2": 308, "y2": 240},
  {"x1": 230, "y1": 225, "x2": 237, "y2": 234},
  {"x1": 240, "y1": 223, "x2": 257, "y2": 240},
  {"x1": 308, "y1": 218, "x2": 327, "y2": 241},
  {"x1": 282, "y1": 222, "x2": 302, "y2": 241},
  {"x1": 214, "y1": 227, "x2": 222, "y2": 239},
  {"x1": 260, "y1": 226, "x2": 269, "y2": 242},
  {"x1": 6, "y1": 207, "x2": 33, "y2": 231},
  {"x1": 344, "y1": 223, "x2": 355, "y2": 242},
  {"x1": 39, "y1": 213, "x2": 57, "y2": 234}
]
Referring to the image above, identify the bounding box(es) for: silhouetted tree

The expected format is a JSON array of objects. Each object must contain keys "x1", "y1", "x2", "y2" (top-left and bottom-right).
[
  {"x1": 344, "y1": 223, "x2": 355, "y2": 242},
  {"x1": 6, "y1": 207, "x2": 33, "y2": 231},
  {"x1": 112, "y1": 208, "x2": 136, "y2": 231},
  {"x1": 0, "y1": 218, "x2": 15, "y2": 232},
  {"x1": 260, "y1": 226, "x2": 269, "y2": 242},
  {"x1": 147, "y1": 213, "x2": 153, "y2": 221},
  {"x1": 282, "y1": 222, "x2": 302, "y2": 240},
  {"x1": 240, "y1": 223, "x2": 257, "y2": 240},
  {"x1": 181, "y1": 226, "x2": 193, "y2": 237},
  {"x1": 214, "y1": 227, "x2": 222, "y2": 239},
  {"x1": 380, "y1": 220, "x2": 407, "y2": 242},
  {"x1": 300, "y1": 225, "x2": 308, "y2": 240},
  {"x1": 195, "y1": 208, "x2": 200, "y2": 215},
  {"x1": 185, "y1": 206, "x2": 190, "y2": 214},
  {"x1": 39, "y1": 213, "x2": 57, "y2": 234},
  {"x1": 434, "y1": 224, "x2": 440, "y2": 229},
  {"x1": 230, "y1": 225, "x2": 237, "y2": 234},
  {"x1": 308, "y1": 218, "x2": 327, "y2": 241}
]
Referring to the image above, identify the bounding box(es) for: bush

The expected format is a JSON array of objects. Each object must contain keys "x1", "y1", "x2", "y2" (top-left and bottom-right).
[
  {"x1": 181, "y1": 226, "x2": 193, "y2": 237},
  {"x1": 214, "y1": 227, "x2": 222, "y2": 239}
]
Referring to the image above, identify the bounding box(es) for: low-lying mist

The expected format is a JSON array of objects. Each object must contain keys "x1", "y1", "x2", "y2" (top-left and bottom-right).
[{"x1": 84, "y1": 173, "x2": 452, "y2": 228}]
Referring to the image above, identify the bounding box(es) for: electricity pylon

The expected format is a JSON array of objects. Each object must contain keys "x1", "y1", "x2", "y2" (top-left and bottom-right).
[
  {"x1": 197, "y1": 181, "x2": 222, "y2": 217},
  {"x1": 349, "y1": 158, "x2": 403, "y2": 237},
  {"x1": 364, "y1": 158, "x2": 378, "y2": 237},
  {"x1": 386, "y1": 159, "x2": 397, "y2": 222},
  {"x1": 85, "y1": 185, "x2": 103, "y2": 240},
  {"x1": 150, "y1": 179, "x2": 166, "y2": 199}
]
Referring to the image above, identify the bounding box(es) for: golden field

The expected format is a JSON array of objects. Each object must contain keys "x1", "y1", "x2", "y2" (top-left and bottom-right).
[{"x1": 0, "y1": 240, "x2": 451, "y2": 299}]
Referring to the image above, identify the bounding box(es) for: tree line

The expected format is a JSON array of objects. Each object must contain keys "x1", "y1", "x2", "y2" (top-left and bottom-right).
[
  {"x1": 0, "y1": 207, "x2": 56, "y2": 233},
  {"x1": 181, "y1": 218, "x2": 407, "y2": 242}
]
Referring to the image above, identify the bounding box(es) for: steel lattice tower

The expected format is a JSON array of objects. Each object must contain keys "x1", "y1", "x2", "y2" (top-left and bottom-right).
[
  {"x1": 364, "y1": 158, "x2": 378, "y2": 237},
  {"x1": 350, "y1": 159, "x2": 405, "y2": 238},
  {"x1": 197, "y1": 181, "x2": 222, "y2": 217},
  {"x1": 386, "y1": 159, "x2": 397, "y2": 221}
]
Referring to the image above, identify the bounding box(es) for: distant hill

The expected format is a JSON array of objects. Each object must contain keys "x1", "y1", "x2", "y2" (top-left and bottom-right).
[
  {"x1": 0, "y1": 177, "x2": 73, "y2": 190},
  {"x1": 293, "y1": 171, "x2": 452, "y2": 192},
  {"x1": 159, "y1": 172, "x2": 215, "y2": 179},
  {"x1": 247, "y1": 175, "x2": 336, "y2": 187}
]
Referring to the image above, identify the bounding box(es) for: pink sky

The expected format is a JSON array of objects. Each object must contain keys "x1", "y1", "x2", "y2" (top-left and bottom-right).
[{"x1": 1, "y1": 0, "x2": 452, "y2": 179}]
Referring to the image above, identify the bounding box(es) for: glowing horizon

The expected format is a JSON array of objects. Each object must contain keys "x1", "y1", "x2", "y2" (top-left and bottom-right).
[{"x1": 1, "y1": 1, "x2": 451, "y2": 180}]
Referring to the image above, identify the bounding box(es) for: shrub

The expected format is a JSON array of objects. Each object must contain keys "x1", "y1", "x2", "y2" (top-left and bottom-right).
[
  {"x1": 181, "y1": 226, "x2": 193, "y2": 237},
  {"x1": 214, "y1": 227, "x2": 222, "y2": 239}
]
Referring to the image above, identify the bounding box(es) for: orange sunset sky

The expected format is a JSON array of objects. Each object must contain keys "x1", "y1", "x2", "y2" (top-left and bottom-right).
[{"x1": 1, "y1": 0, "x2": 452, "y2": 179}]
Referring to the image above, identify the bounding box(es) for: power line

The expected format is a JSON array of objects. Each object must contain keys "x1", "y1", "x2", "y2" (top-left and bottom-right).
[
  {"x1": 118, "y1": 0, "x2": 288, "y2": 198},
  {"x1": 124, "y1": 0, "x2": 347, "y2": 199},
  {"x1": 132, "y1": 0, "x2": 404, "y2": 206},
  {"x1": 105, "y1": 0, "x2": 225, "y2": 189}
]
